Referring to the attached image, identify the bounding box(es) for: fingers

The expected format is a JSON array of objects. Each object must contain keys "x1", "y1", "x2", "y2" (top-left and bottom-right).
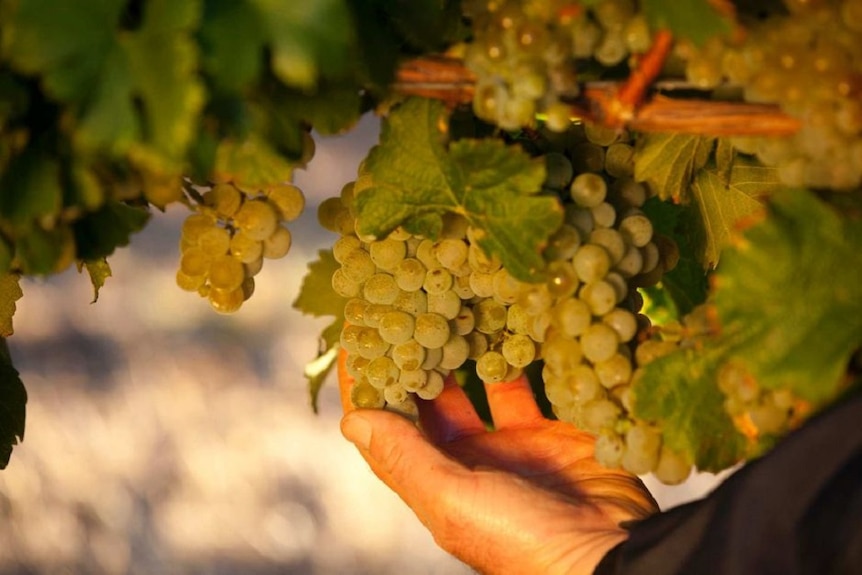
[
  {"x1": 484, "y1": 374, "x2": 544, "y2": 430},
  {"x1": 341, "y1": 409, "x2": 467, "y2": 524},
  {"x1": 418, "y1": 373, "x2": 486, "y2": 444}
]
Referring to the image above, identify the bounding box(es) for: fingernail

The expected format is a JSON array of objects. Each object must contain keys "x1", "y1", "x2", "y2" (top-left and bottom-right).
[{"x1": 341, "y1": 413, "x2": 372, "y2": 449}]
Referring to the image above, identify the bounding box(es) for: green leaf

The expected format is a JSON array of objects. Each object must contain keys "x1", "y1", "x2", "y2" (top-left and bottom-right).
[
  {"x1": 248, "y1": 0, "x2": 353, "y2": 90},
  {"x1": 3, "y1": 0, "x2": 125, "y2": 103},
  {"x1": 727, "y1": 154, "x2": 784, "y2": 197},
  {"x1": 121, "y1": 0, "x2": 205, "y2": 171},
  {"x1": 72, "y1": 200, "x2": 150, "y2": 261},
  {"x1": 634, "y1": 345, "x2": 748, "y2": 471},
  {"x1": 80, "y1": 258, "x2": 112, "y2": 303},
  {"x1": 199, "y1": 1, "x2": 265, "y2": 92},
  {"x1": 0, "y1": 274, "x2": 23, "y2": 337},
  {"x1": 635, "y1": 189, "x2": 862, "y2": 469},
  {"x1": 357, "y1": 98, "x2": 562, "y2": 281},
  {"x1": 0, "y1": 144, "x2": 63, "y2": 225},
  {"x1": 641, "y1": 0, "x2": 733, "y2": 46},
  {"x1": 713, "y1": 189, "x2": 862, "y2": 405},
  {"x1": 15, "y1": 225, "x2": 75, "y2": 275},
  {"x1": 641, "y1": 198, "x2": 709, "y2": 316},
  {"x1": 634, "y1": 133, "x2": 714, "y2": 201},
  {"x1": 211, "y1": 134, "x2": 295, "y2": 192},
  {"x1": 0, "y1": 337, "x2": 26, "y2": 470},
  {"x1": 689, "y1": 167, "x2": 764, "y2": 269},
  {"x1": 293, "y1": 249, "x2": 345, "y2": 411}
]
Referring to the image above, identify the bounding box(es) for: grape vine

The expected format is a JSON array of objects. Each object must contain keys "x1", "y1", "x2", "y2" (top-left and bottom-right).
[{"x1": 0, "y1": 0, "x2": 860, "y2": 494}]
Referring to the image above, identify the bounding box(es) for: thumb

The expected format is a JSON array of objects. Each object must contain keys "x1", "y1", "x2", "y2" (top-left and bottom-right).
[{"x1": 341, "y1": 409, "x2": 466, "y2": 512}]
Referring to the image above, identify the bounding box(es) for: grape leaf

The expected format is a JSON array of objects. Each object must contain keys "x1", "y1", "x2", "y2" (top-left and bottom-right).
[
  {"x1": 0, "y1": 274, "x2": 23, "y2": 337},
  {"x1": 634, "y1": 345, "x2": 748, "y2": 471},
  {"x1": 689, "y1": 167, "x2": 764, "y2": 269},
  {"x1": 634, "y1": 133, "x2": 714, "y2": 201},
  {"x1": 72, "y1": 200, "x2": 150, "y2": 261},
  {"x1": 713, "y1": 189, "x2": 862, "y2": 404},
  {"x1": 3, "y1": 0, "x2": 125, "y2": 103},
  {"x1": 293, "y1": 249, "x2": 345, "y2": 412},
  {"x1": 0, "y1": 144, "x2": 62, "y2": 225},
  {"x1": 0, "y1": 337, "x2": 26, "y2": 470},
  {"x1": 641, "y1": 0, "x2": 733, "y2": 46},
  {"x1": 248, "y1": 0, "x2": 353, "y2": 90},
  {"x1": 199, "y1": 1, "x2": 265, "y2": 92},
  {"x1": 80, "y1": 259, "x2": 112, "y2": 303},
  {"x1": 635, "y1": 189, "x2": 862, "y2": 469},
  {"x1": 119, "y1": 0, "x2": 205, "y2": 172},
  {"x1": 356, "y1": 98, "x2": 562, "y2": 281},
  {"x1": 211, "y1": 135, "x2": 295, "y2": 193}
]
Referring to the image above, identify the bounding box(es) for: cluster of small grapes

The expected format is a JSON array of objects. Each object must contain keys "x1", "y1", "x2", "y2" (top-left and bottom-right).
[
  {"x1": 717, "y1": 362, "x2": 803, "y2": 438},
  {"x1": 176, "y1": 182, "x2": 304, "y2": 313},
  {"x1": 322, "y1": 179, "x2": 546, "y2": 414},
  {"x1": 460, "y1": 0, "x2": 653, "y2": 131},
  {"x1": 518, "y1": 121, "x2": 694, "y2": 483},
  {"x1": 679, "y1": 0, "x2": 862, "y2": 189}
]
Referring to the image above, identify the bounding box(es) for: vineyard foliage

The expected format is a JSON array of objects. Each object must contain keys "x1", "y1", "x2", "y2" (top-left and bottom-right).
[{"x1": 0, "y1": 0, "x2": 860, "y2": 481}]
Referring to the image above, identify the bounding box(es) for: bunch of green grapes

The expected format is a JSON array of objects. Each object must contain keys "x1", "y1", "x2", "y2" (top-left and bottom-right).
[
  {"x1": 321, "y1": 180, "x2": 529, "y2": 415},
  {"x1": 679, "y1": 0, "x2": 862, "y2": 189},
  {"x1": 459, "y1": 0, "x2": 653, "y2": 131},
  {"x1": 176, "y1": 182, "x2": 305, "y2": 313}
]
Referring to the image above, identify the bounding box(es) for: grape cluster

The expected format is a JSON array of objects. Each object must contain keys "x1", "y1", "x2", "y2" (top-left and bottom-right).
[
  {"x1": 517, "y1": 122, "x2": 694, "y2": 483},
  {"x1": 322, "y1": 179, "x2": 536, "y2": 415},
  {"x1": 460, "y1": 0, "x2": 653, "y2": 131},
  {"x1": 679, "y1": 0, "x2": 862, "y2": 189},
  {"x1": 718, "y1": 362, "x2": 803, "y2": 437},
  {"x1": 176, "y1": 182, "x2": 304, "y2": 313}
]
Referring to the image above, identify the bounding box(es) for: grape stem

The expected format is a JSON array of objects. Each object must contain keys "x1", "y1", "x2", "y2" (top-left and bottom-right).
[{"x1": 393, "y1": 53, "x2": 801, "y2": 137}]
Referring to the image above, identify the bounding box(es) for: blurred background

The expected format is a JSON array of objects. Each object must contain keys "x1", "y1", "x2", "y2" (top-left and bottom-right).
[{"x1": 0, "y1": 114, "x2": 726, "y2": 575}]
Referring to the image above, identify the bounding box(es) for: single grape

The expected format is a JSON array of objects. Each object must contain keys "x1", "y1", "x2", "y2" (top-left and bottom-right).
[
  {"x1": 370, "y1": 238, "x2": 407, "y2": 271},
  {"x1": 180, "y1": 247, "x2": 212, "y2": 277},
  {"x1": 378, "y1": 310, "x2": 416, "y2": 345},
  {"x1": 208, "y1": 286, "x2": 245, "y2": 314},
  {"x1": 263, "y1": 226, "x2": 292, "y2": 259},
  {"x1": 581, "y1": 323, "x2": 620, "y2": 363},
  {"x1": 427, "y1": 290, "x2": 462, "y2": 320},
  {"x1": 394, "y1": 258, "x2": 427, "y2": 292},
  {"x1": 205, "y1": 183, "x2": 243, "y2": 218},
  {"x1": 570, "y1": 173, "x2": 608, "y2": 208},
  {"x1": 365, "y1": 356, "x2": 400, "y2": 389},
  {"x1": 265, "y1": 183, "x2": 305, "y2": 221},
  {"x1": 476, "y1": 350, "x2": 509, "y2": 383},
  {"x1": 363, "y1": 273, "x2": 400, "y2": 305},
  {"x1": 440, "y1": 334, "x2": 470, "y2": 370},
  {"x1": 391, "y1": 339, "x2": 426, "y2": 371},
  {"x1": 341, "y1": 249, "x2": 376, "y2": 283},
  {"x1": 209, "y1": 254, "x2": 246, "y2": 291},
  {"x1": 414, "y1": 313, "x2": 451, "y2": 349},
  {"x1": 502, "y1": 333, "x2": 536, "y2": 368},
  {"x1": 417, "y1": 370, "x2": 446, "y2": 400},
  {"x1": 235, "y1": 198, "x2": 279, "y2": 241},
  {"x1": 573, "y1": 244, "x2": 611, "y2": 283},
  {"x1": 351, "y1": 378, "x2": 386, "y2": 409}
]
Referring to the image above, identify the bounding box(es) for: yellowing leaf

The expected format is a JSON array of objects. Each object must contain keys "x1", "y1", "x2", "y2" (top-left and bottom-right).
[
  {"x1": 634, "y1": 133, "x2": 714, "y2": 201},
  {"x1": 357, "y1": 98, "x2": 562, "y2": 281},
  {"x1": 690, "y1": 168, "x2": 764, "y2": 269},
  {"x1": 80, "y1": 259, "x2": 112, "y2": 303},
  {"x1": 212, "y1": 135, "x2": 294, "y2": 193},
  {"x1": 0, "y1": 274, "x2": 23, "y2": 337}
]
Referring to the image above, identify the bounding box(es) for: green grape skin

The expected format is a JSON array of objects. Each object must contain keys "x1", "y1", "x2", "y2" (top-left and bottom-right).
[
  {"x1": 235, "y1": 199, "x2": 279, "y2": 241},
  {"x1": 570, "y1": 173, "x2": 608, "y2": 208},
  {"x1": 653, "y1": 447, "x2": 692, "y2": 485},
  {"x1": 265, "y1": 183, "x2": 305, "y2": 221},
  {"x1": 424, "y1": 268, "x2": 454, "y2": 295},
  {"x1": 205, "y1": 183, "x2": 244, "y2": 218},
  {"x1": 180, "y1": 247, "x2": 212, "y2": 277},
  {"x1": 416, "y1": 370, "x2": 445, "y2": 400},
  {"x1": 581, "y1": 323, "x2": 620, "y2": 364},
  {"x1": 341, "y1": 249, "x2": 376, "y2": 284},
  {"x1": 365, "y1": 356, "x2": 400, "y2": 389},
  {"x1": 432, "y1": 239, "x2": 469, "y2": 271},
  {"x1": 331, "y1": 268, "x2": 361, "y2": 298},
  {"x1": 391, "y1": 339, "x2": 426, "y2": 371},
  {"x1": 209, "y1": 254, "x2": 246, "y2": 291},
  {"x1": 501, "y1": 333, "x2": 536, "y2": 368},
  {"x1": 595, "y1": 353, "x2": 632, "y2": 389},
  {"x1": 399, "y1": 369, "x2": 428, "y2": 393},
  {"x1": 208, "y1": 286, "x2": 245, "y2": 314},
  {"x1": 580, "y1": 280, "x2": 617, "y2": 317},
  {"x1": 363, "y1": 273, "x2": 400, "y2": 305},
  {"x1": 473, "y1": 298, "x2": 508, "y2": 334},
  {"x1": 176, "y1": 269, "x2": 206, "y2": 292},
  {"x1": 332, "y1": 235, "x2": 362, "y2": 264},
  {"x1": 198, "y1": 226, "x2": 232, "y2": 256},
  {"x1": 394, "y1": 258, "x2": 427, "y2": 292},
  {"x1": 350, "y1": 378, "x2": 386, "y2": 409},
  {"x1": 229, "y1": 231, "x2": 264, "y2": 264},
  {"x1": 262, "y1": 226, "x2": 292, "y2": 259},
  {"x1": 344, "y1": 298, "x2": 369, "y2": 326},
  {"x1": 427, "y1": 290, "x2": 462, "y2": 320},
  {"x1": 439, "y1": 334, "x2": 470, "y2": 370},
  {"x1": 370, "y1": 238, "x2": 407, "y2": 271},
  {"x1": 414, "y1": 313, "x2": 451, "y2": 349},
  {"x1": 573, "y1": 244, "x2": 611, "y2": 283},
  {"x1": 378, "y1": 310, "x2": 416, "y2": 345},
  {"x1": 182, "y1": 213, "x2": 217, "y2": 244},
  {"x1": 476, "y1": 350, "x2": 509, "y2": 383},
  {"x1": 594, "y1": 432, "x2": 625, "y2": 468}
]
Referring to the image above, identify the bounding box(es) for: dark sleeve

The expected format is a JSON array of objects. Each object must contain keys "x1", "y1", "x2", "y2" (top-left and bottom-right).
[{"x1": 594, "y1": 388, "x2": 862, "y2": 575}]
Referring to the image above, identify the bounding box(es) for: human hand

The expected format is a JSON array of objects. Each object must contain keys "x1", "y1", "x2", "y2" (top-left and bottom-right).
[{"x1": 338, "y1": 351, "x2": 658, "y2": 575}]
